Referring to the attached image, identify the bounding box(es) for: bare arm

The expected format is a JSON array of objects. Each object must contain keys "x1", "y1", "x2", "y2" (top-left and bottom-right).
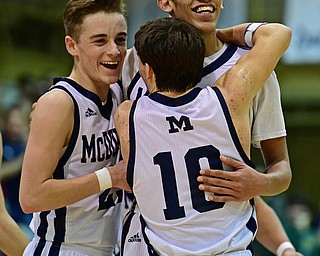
[
  {"x1": 0, "y1": 188, "x2": 29, "y2": 256},
  {"x1": 198, "y1": 23, "x2": 296, "y2": 255},
  {"x1": 0, "y1": 134, "x2": 29, "y2": 255},
  {"x1": 198, "y1": 24, "x2": 292, "y2": 200},
  {"x1": 216, "y1": 23, "x2": 251, "y2": 47},
  {"x1": 19, "y1": 90, "x2": 101, "y2": 213},
  {"x1": 255, "y1": 197, "x2": 303, "y2": 256},
  {"x1": 197, "y1": 137, "x2": 292, "y2": 200},
  {"x1": 114, "y1": 100, "x2": 133, "y2": 165},
  {"x1": 218, "y1": 23, "x2": 292, "y2": 112},
  {"x1": 259, "y1": 137, "x2": 291, "y2": 195}
]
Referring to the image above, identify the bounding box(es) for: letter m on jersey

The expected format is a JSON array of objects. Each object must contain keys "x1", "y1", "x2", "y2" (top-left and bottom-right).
[{"x1": 166, "y1": 115, "x2": 194, "y2": 134}]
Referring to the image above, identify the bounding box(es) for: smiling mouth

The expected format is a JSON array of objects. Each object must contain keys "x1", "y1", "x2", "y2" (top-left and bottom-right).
[
  {"x1": 101, "y1": 61, "x2": 118, "y2": 70},
  {"x1": 193, "y1": 6, "x2": 215, "y2": 13}
]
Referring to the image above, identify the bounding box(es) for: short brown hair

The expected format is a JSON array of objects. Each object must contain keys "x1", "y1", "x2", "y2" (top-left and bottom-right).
[
  {"x1": 63, "y1": 0, "x2": 126, "y2": 42},
  {"x1": 135, "y1": 17, "x2": 205, "y2": 93}
]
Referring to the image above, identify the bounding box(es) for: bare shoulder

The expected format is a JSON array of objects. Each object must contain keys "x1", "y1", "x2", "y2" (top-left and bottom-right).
[
  {"x1": 114, "y1": 100, "x2": 133, "y2": 134},
  {"x1": 114, "y1": 100, "x2": 133, "y2": 163},
  {"x1": 115, "y1": 100, "x2": 133, "y2": 121},
  {"x1": 30, "y1": 88, "x2": 74, "y2": 135},
  {"x1": 214, "y1": 67, "x2": 248, "y2": 107},
  {"x1": 36, "y1": 87, "x2": 72, "y2": 106}
]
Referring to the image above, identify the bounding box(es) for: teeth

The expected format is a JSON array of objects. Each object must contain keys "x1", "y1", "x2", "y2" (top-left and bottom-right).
[
  {"x1": 101, "y1": 61, "x2": 118, "y2": 65},
  {"x1": 196, "y1": 6, "x2": 214, "y2": 13}
]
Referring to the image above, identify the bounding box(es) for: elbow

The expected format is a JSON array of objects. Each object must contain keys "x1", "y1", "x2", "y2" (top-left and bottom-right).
[
  {"x1": 266, "y1": 23, "x2": 292, "y2": 50},
  {"x1": 283, "y1": 25, "x2": 292, "y2": 47},
  {"x1": 280, "y1": 160, "x2": 293, "y2": 192},
  {"x1": 283, "y1": 168, "x2": 292, "y2": 191},
  {"x1": 278, "y1": 167, "x2": 292, "y2": 194},
  {"x1": 19, "y1": 191, "x2": 40, "y2": 214},
  {"x1": 276, "y1": 23, "x2": 292, "y2": 48},
  {"x1": 19, "y1": 194, "x2": 32, "y2": 214}
]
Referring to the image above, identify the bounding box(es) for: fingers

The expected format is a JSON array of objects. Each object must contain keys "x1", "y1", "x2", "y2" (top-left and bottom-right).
[
  {"x1": 197, "y1": 173, "x2": 232, "y2": 186},
  {"x1": 198, "y1": 183, "x2": 249, "y2": 202},
  {"x1": 198, "y1": 168, "x2": 235, "y2": 181},
  {"x1": 220, "y1": 155, "x2": 243, "y2": 168},
  {"x1": 198, "y1": 182, "x2": 233, "y2": 195}
]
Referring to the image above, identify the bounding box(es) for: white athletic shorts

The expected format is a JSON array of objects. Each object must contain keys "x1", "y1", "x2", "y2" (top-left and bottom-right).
[
  {"x1": 121, "y1": 200, "x2": 159, "y2": 256},
  {"x1": 23, "y1": 236, "x2": 119, "y2": 256},
  {"x1": 121, "y1": 200, "x2": 254, "y2": 256}
]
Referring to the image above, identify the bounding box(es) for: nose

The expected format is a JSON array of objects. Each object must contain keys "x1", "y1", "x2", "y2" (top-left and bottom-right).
[{"x1": 106, "y1": 41, "x2": 120, "y2": 57}]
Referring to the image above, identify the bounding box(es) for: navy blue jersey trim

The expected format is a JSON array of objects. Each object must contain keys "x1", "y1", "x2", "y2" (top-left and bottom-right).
[
  {"x1": 212, "y1": 87, "x2": 255, "y2": 168},
  {"x1": 50, "y1": 85, "x2": 80, "y2": 169},
  {"x1": 140, "y1": 215, "x2": 160, "y2": 256},
  {"x1": 202, "y1": 43, "x2": 238, "y2": 78},
  {"x1": 127, "y1": 72, "x2": 141, "y2": 99},
  {"x1": 53, "y1": 77, "x2": 114, "y2": 120},
  {"x1": 36, "y1": 211, "x2": 50, "y2": 239},
  {"x1": 127, "y1": 100, "x2": 138, "y2": 188},
  {"x1": 48, "y1": 241, "x2": 62, "y2": 255},
  {"x1": 116, "y1": 79, "x2": 124, "y2": 96},
  {"x1": 43, "y1": 84, "x2": 79, "y2": 243},
  {"x1": 246, "y1": 242, "x2": 254, "y2": 255},
  {"x1": 148, "y1": 87, "x2": 202, "y2": 107},
  {"x1": 33, "y1": 238, "x2": 46, "y2": 256},
  {"x1": 52, "y1": 207, "x2": 67, "y2": 243},
  {"x1": 121, "y1": 209, "x2": 136, "y2": 256},
  {"x1": 247, "y1": 215, "x2": 257, "y2": 235}
]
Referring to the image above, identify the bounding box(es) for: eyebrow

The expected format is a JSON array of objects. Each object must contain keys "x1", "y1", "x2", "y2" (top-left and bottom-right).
[{"x1": 89, "y1": 32, "x2": 127, "y2": 40}]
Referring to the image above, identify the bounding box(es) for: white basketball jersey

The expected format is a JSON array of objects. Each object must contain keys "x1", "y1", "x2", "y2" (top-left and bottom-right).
[
  {"x1": 127, "y1": 87, "x2": 257, "y2": 255},
  {"x1": 123, "y1": 44, "x2": 286, "y2": 147},
  {"x1": 28, "y1": 78, "x2": 123, "y2": 255}
]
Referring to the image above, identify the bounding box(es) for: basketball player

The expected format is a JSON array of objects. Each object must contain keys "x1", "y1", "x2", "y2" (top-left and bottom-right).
[
  {"x1": 115, "y1": 17, "x2": 291, "y2": 255},
  {"x1": 121, "y1": 1, "x2": 300, "y2": 255},
  {"x1": 19, "y1": 0, "x2": 129, "y2": 255},
  {"x1": 0, "y1": 132, "x2": 29, "y2": 256}
]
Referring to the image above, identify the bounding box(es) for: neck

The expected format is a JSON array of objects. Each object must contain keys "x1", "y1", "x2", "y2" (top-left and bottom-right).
[
  {"x1": 157, "y1": 88, "x2": 194, "y2": 98},
  {"x1": 203, "y1": 31, "x2": 224, "y2": 57},
  {"x1": 69, "y1": 70, "x2": 109, "y2": 102}
]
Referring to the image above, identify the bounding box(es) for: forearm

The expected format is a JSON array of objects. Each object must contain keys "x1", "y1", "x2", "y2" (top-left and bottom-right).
[
  {"x1": 255, "y1": 197, "x2": 290, "y2": 253},
  {"x1": 20, "y1": 171, "x2": 100, "y2": 213},
  {"x1": 108, "y1": 160, "x2": 131, "y2": 192},
  {"x1": 217, "y1": 22, "x2": 291, "y2": 50},
  {"x1": 216, "y1": 23, "x2": 250, "y2": 47},
  {"x1": 262, "y1": 160, "x2": 292, "y2": 196},
  {"x1": 0, "y1": 213, "x2": 29, "y2": 255},
  {"x1": 260, "y1": 137, "x2": 292, "y2": 196}
]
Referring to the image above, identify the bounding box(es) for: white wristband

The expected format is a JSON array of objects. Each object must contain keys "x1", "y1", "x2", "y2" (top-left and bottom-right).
[
  {"x1": 244, "y1": 22, "x2": 267, "y2": 48},
  {"x1": 277, "y1": 241, "x2": 296, "y2": 256},
  {"x1": 95, "y1": 167, "x2": 112, "y2": 191}
]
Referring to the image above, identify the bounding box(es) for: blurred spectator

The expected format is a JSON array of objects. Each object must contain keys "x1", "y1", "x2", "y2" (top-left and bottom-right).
[
  {"x1": 0, "y1": 105, "x2": 32, "y2": 237},
  {"x1": 283, "y1": 193, "x2": 320, "y2": 255}
]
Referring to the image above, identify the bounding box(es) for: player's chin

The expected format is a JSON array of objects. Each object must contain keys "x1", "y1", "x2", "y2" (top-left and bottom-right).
[{"x1": 101, "y1": 71, "x2": 121, "y2": 84}]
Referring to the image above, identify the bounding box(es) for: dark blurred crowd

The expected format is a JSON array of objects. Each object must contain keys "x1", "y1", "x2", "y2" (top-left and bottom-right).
[{"x1": 254, "y1": 193, "x2": 320, "y2": 255}]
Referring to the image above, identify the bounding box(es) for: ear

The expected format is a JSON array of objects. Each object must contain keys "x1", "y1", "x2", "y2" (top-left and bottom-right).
[
  {"x1": 65, "y1": 35, "x2": 77, "y2": 56},
  {"x1": 157, "y1": 0, "x2": 174, "y2": 14},
  {"x1": 145, "y1": 63, "x2": 158, "y2": 93},
  {"x1": 144, "y1": 63, "x2": 154, "y2": 80}
]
